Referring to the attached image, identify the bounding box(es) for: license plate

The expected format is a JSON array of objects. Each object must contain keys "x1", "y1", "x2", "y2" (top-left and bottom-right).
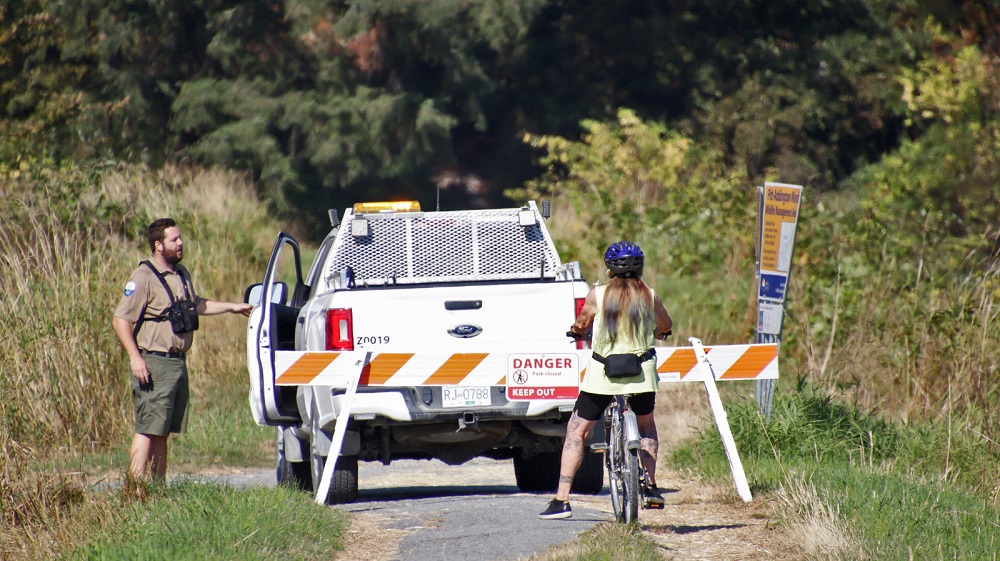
[{"x1": 442, "y1": 386, "x2": 491, "y2": 408}]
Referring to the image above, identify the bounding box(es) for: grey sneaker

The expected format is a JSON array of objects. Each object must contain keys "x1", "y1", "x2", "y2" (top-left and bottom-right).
[{"x1": 538, "y1": 499, "x2": 572, "y2": 519}]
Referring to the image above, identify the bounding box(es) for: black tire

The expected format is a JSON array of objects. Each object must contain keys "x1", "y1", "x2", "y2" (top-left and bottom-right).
[
  {"x1": 513, "y1": 450, "x2": 560, "y2": 492},
  {"x1": 623, "y1": 447, "x2": 640, "y2": 524},
  {"x1": 311, "y1": 451, "x2": 359, "y2": 505},
  {"x1": 608, "y1": 420, "x2": 626, "y2": 521},
  {"x1": 608, "y1": 399, "x2": 640, "y2": 524},
  {"x1": 571, "y1": 447, "x2": 604, "y2": 495},
  {"x1": 277, "y1": 455, "x2": 313, "y2": 491},
  {"x1": 275, "y1": 428, "x2": 312, "y2": 491}
]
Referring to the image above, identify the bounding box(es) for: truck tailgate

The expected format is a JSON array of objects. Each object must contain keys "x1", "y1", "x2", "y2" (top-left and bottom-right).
[{"x1": 301, "y1": 281, "x2": 584, "y2": 353}]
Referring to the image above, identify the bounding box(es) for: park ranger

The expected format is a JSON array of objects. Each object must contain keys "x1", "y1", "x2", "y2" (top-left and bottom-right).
[{"x1": 112, "y1": 217, "x2": 252, "y2": 482}]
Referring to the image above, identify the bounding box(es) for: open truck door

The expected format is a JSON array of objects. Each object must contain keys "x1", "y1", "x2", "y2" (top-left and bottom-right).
[{"x1": 246, "y1": 232, "x2": 305, "y2": 425}]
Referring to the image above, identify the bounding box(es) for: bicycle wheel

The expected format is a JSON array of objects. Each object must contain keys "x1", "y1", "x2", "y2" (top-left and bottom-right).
[
  {"x1": 622, "y1": 445, "x2": 640, "y2": 524},
  {"x1": 607, "y1": 407, "x2": 626, "y2": 522}
]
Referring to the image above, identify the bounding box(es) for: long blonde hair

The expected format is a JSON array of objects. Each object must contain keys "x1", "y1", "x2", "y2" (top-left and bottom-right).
[{"x1": 600, "y1": 276, "x2": 653, "y2": 346}]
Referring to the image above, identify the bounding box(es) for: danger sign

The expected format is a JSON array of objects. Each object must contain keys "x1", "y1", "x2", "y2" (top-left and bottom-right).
[{"x1": 506, "y1": 353, "x2": 579, "y2": 401}]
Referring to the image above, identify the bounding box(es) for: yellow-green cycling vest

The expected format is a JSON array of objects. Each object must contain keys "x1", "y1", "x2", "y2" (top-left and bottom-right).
[{"x1": 580, "y1": 284, "x2": 658, "y2": 396}]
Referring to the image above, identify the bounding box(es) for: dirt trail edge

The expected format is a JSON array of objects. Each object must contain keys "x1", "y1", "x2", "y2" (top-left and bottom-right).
[
  {"x1": 323, "y1": 383, "x2": 807, "y2": 561},
  {"x1": 164, "y1": 457, "x2": 804, "y2": 561},
  {"x1": 324, "y1": 458, "x2": 804, "y2": 561},
  {"x1": 201, "y1": 388, "x2": 806, "y2": 560}
]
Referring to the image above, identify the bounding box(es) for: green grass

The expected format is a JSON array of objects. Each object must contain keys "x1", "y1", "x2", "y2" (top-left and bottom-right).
[
  {"x1": 177, "y1": 367, "x2": 275, "y2": 469},
  {"x1": 27, "y1": 400, "x2": 273, "y2": 481},
  {"x1": 64, "y1": 482, "x2": 346, "y2": 561},
  {"x1": 657, "y1": 269, "x2": 756, "y2": 343},
  {"x1": 671, "y1": 381, "x2": 1000, "y2": 559},
  {"x1": 0, "y1": 165, "x2": 295, "y2": 558},
  {"x1": 528, "y1": 522, "x2": 665, "y2": 561},
  {"x1": 819, "y1": 465, "x2": 1000, "y2": 561},
  {"x1": 179, "y1": 399, "x2": 274, "y2": 469}
]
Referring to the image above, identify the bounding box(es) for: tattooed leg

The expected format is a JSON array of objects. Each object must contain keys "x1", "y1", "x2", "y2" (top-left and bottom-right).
[
  {"x1": 636, "y1": 413, "x2": 659, "y2": 486},
  {"x1": 639, "y1": 437, "x2": 659, "y2": 485},
  {"x1": 562, "y1": 412, "x2": 589, "y2": 454},
  {"x1": 555, "y1": 411, "x2": 596, "y2": 501}
]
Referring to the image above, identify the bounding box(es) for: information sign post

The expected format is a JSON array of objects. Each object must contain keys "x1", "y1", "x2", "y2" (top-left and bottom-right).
[{"x1": 754, "y1": 182, "x2": 802, "y2": 419}]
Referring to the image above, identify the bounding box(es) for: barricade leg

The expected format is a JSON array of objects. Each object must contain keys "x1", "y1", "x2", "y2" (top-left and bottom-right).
[
  {"x1": 690, "y1": 338, "x2": 753, "y2": 502},
  {"x1": 315, "y1": 351, "x2": 371, "y2": 504}
]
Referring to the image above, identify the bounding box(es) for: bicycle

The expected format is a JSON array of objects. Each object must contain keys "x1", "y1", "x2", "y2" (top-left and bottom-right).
[
  {"x1": 598, "y1": 394, "x2": 662, "y2": 524},
  {"x1": 568, "y1": 330, "x2": 669, "y2": 524}
]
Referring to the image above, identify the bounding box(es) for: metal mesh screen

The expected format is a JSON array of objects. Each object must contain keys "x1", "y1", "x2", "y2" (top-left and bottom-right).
[{"x1": 326, "y1": 207, "x2": 563, "y2": 286}]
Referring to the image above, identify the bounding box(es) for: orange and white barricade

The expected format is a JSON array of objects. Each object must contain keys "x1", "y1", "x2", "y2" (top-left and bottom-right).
[
  {"x1": 282, "y1": 340, "x2": 773, "y2": 504},
  {"x1": 273, "y1": 342, "x2": 778, "y2": 387}
]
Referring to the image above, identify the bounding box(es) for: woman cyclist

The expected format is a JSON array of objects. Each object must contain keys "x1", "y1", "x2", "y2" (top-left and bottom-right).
[{"x1": 538, "y1": 241, "x2": 672, "y2": 519}]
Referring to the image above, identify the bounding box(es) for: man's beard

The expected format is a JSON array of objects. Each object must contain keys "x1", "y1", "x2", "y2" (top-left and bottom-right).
[{"x1": 163, "y1": 248, "x2": 183, "y2": 265}]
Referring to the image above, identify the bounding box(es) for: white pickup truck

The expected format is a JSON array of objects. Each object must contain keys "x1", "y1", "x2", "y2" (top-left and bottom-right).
[{"x1": 245, "y1": 201, "x2": 604, "y2": 503}]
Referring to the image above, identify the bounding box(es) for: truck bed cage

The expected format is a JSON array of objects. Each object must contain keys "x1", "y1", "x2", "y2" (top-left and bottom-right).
[{"x1": 325, "y1": 202, "x2": 567, "y2": 287}]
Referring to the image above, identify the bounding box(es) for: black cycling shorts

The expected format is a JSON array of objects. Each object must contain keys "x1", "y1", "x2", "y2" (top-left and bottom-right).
[{"x1": 573, "y1": 390, "x2": 655, "y2": 421}]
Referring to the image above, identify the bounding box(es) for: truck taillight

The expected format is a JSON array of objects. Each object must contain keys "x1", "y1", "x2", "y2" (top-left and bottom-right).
[
  {"x1": 326, "y1": 308, "x2": 354, "y2": 350},
  {"x1": 573, "y1": 297, "x2": 589, "y2": 350}
]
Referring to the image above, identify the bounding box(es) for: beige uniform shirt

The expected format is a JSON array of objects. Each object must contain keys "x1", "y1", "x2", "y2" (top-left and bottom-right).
[{"x1": 114, "y1": 260, "x2": 198, "y2": 353}]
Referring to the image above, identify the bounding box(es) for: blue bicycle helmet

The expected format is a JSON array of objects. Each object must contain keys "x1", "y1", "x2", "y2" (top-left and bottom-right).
[{"x1": 604, "y1": 241, "x2": 644, "y2": 278}]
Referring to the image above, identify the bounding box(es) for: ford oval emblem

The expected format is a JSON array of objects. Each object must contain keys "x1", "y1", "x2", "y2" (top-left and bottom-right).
[{"x1": 448, "y1": 324, "x2": 483, "y2": 338}]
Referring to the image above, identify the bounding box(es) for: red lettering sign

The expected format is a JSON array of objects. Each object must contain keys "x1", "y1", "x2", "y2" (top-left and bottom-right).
[
  {"x1": 511, "y1": 357, "x2": 573, "y2": 369},
  {"x1": 506, "y1": 386, "x2": 579, "y2": 401}
]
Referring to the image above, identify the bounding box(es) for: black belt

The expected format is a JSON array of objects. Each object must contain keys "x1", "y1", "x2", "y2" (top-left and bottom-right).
[
  {"x1": 142, "y1": 350, "x2": 186, "y2": 359},
  {"x1": 591, "y1": 348, "x2": 656, "y2": 364}
]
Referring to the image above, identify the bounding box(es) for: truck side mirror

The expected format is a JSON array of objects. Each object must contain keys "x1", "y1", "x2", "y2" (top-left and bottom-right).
[{"x1": 244, "y1": 282, "x2": 289, "y2": 306}]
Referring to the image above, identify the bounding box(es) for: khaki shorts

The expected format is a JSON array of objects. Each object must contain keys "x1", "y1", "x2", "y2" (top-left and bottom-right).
[{"x1": 131, "y1": 352, "x2": 189, "y2": 436}]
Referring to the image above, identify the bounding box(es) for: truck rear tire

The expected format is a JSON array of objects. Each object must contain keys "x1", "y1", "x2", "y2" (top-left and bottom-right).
[
  {"x1": 311, "y1": 452, "x2": 359, "y2": 505},
  {"x1": 571, "y1": 447, "x2": 604, "y2": 495},
  {"x1": 277, "y1": 455, "x2": 312, "y2": 491},
  {"x1": 276, "y1": 428, "x2": 312, "y2": 491},
  {"x1": 513, "y1": 450, "x2": 559, "y2": 492},
  {"x1": 513, "y1": 448, "x2": 604, "y2": 494}
]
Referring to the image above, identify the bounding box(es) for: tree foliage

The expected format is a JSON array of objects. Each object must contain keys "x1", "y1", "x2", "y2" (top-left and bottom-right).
[
  {"x1": 508, "y1": 107, "x2": 758, "y2": 335},
  {"x1": 0, "y1": 1, "x2": 99, "y2": 164},
  {"x1": 1, "y1": 0, "x2": 998, "y2": 237},
  {"x1": 2, "y1": 0, "x2": 999, "y2": 495}
]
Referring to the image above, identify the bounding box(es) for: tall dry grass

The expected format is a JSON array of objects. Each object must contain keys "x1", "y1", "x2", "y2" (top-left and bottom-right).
[
  {"x1": 790, "y1": 244, "x2": 1000, "y2": 432},
  {"x1": 0, "y1": 165, "x2": 272, "y2": 454},
  {"x1": 775, "y1": 476, "x2": 864, "y2": 560},
  {"x1": 0, "y1": 163, "x2": 279, "y2": 558}
]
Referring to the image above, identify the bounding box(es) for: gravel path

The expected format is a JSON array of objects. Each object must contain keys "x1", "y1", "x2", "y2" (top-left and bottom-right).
[
  {"x1": 336, "y1": 459, "x2": 607, "y2": 561},
  {"x1": 186, "y1": 458, "x2": 608, "y2": 561},
  {"x1": 169, "y1": 384, "x2": 808, "y2": 560}
]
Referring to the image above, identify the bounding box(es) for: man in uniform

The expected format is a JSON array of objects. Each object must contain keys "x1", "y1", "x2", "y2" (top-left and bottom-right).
[{"x1": 112, "y1": 218, "x2": 253, "y2": 481}]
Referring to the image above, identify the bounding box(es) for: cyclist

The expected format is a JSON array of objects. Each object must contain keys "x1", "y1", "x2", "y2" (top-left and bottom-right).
[{"x1": 538, "y1": 241, "x2": 672, "y2": 519}]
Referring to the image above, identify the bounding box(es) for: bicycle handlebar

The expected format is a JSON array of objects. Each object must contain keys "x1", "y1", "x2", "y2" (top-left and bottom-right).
[{"x1": 568, "y1": 330, "x2": 671, "y2": 340}]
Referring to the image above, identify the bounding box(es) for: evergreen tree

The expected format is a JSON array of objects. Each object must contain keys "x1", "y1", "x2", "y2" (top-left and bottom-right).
[{"x1": 0, "y1": 1, "x2": 98, "y2": 164}]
